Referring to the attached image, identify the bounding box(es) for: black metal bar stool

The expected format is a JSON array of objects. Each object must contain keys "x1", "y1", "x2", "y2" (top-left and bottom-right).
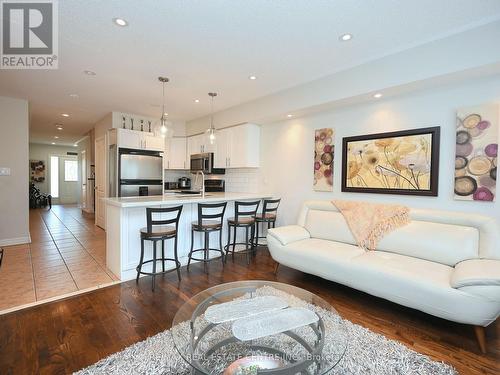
[
  {"x1": 187, "y1": 202, "x2": 227, "y2": 271},
  {"x1": 136, "y1": 205, "x2": 183, "y2": 291},
  {"x1": 224, "y1": 200, "x2": 260, "y2": 264},
  {"x1": 254, "y1": 198, "x2": 281, "y2": 247}
]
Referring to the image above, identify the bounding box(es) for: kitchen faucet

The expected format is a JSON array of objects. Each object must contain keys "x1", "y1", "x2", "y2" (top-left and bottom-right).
[{"x1": 192, "y1": 170, "x2": 205, "y2": 197}]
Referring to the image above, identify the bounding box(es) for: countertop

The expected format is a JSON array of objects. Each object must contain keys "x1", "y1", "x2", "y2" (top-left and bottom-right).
[{"x1": 103, "y1": 192, "x2": 273, "y2": 208}]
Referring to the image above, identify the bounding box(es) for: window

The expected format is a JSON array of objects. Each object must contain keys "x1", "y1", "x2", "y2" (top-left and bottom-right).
[
  {"x1": 50, "y1": 156, "x2": 59, "y2": 198},
  {"x1": 64, "y1": 160, "x2": 78, "y2": 182}
]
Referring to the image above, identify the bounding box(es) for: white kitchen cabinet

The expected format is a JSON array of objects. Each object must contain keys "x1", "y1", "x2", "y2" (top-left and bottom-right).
[
  {"x1": 214, "y1": 123, "x2": 260, "y2": 168},
  {"x1": 118, "y1": 129, "x2": 142, "y2": 149},
  {"x1": 143, "y1": 133, "x2": 164, "y2": 151},
  {"x1": 214, "y1": 128, "x2": 230, "y2": 169},
  {"x1": 165, "y1": 137, "x2": 188, "y2": 170},
  {"x1": 187, "y1": 134, "x2": 203, "y2": 155},
  {"x1": 113, "y1": 128, "x2": 164, "y2": 152},
  {"x1": 186, "y1": 123, "x2": 260, "y2": 168},
  {"x1": 187, "y1": 133, "x2": 216, "y2": 155}
]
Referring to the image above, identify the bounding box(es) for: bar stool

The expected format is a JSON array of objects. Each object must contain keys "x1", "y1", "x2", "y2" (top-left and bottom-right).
[
  {"x1": 187, "y1": 202, "x2": 227, "y2": 271},
  {"x1": 136, "y1": 205, "x2": 183, "y2": 291},
  {"x1": 224, "y1": 200, "x2": 260, "y2": 264},
  {"x1": 254, "y1": 198, "x2": 281, "y2": 247}
]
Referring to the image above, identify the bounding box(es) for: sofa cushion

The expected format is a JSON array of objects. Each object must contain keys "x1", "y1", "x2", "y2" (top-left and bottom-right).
[
  {"x1": 376, "y1": 220, "x2": 479, "y2": 266},
  {"x1": 304, "y1": 208, "x2": 479, "y2": 266},
  {"x1": 275, "y1": 238, "x2": 364, "y2": 281},
  {"x1": 304, "y1": 210, "x2": 357, "y2": 245},
  {"x1": 351, "y1": 251, "x2": 453, "y2": 290},
  {"x1": 347, "y1": 251, "x2": 466, "y2": 318}
]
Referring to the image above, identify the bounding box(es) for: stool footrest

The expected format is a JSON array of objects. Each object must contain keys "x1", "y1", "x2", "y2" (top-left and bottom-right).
[{"x1": 188, "y1": 248, "x2": 224, "y2": 263}]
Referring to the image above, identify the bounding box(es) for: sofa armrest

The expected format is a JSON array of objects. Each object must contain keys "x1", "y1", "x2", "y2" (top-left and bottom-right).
[
  {"x1": 267, "y1": 225, "x2": 310, "y2": 246},
  {"x1": 451, "y1": 259, "x2": 500, "y2": 302},
  {"x1": 451, "y1": 259, "x2": 500, "y2": 288}
]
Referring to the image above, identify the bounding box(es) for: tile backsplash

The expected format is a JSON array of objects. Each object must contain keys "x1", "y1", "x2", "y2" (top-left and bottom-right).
[
  {"x1": 220, "y1": 169, "x2": 261, "y2": 193},
  {"x1": 164, "y1": 168, "x2": 262, "y2": 193}
]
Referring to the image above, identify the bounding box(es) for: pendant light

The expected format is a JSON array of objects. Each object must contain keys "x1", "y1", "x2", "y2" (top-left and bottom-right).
[
  {"x1": 158, "y1": 77, "x2": 171, "y2": 137},
  {"x1": 206, "y1": 92, "x2": 217, "y2": 145}
]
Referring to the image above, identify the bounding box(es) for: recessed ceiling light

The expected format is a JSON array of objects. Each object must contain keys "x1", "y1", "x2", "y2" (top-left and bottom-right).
[
  {"x1": 287, "y1": 114, "x2": 293, "y2": 118},
  {"x1": 373, "y1": 93, "x2": 383, "y2": 99},
  {"x1": 164, "y1": 112, "x2": 168, "y2": 116},
  {"x1": 84, "y1": 70, "x2": 96, "y2": 76},
  {"x1": 54, "y1": 136, "x2": 59, "y2": 139},
  {"x1": 113, "y1": 18, "x2": 128, "y2": 27},
  {"x1": 73, "y1": 144, "x2": 78, "y2": 147},
  {"x1": 248, "y1": 75, "x2": 257, "y2": 80},
  {"x1": 194, "y1": 99, "x2": 200, "y2": 103},
  {"x1": 51, "y1": 142, "x2": 56, "y2": 145},
  {"x1": 61, "y1": 113, "x2": 69, "y2": 117},
  {"x1": 56, "y1": 126, "x2": 63, "y2": 130},
  {"x1": 339, "y1": 33, "x2": 353, "y2": 42}
]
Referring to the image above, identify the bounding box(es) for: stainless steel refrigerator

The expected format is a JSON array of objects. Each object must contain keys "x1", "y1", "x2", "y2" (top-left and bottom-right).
[{"x1": 110, "y1": 148, "x2": 163, "y2": 197}]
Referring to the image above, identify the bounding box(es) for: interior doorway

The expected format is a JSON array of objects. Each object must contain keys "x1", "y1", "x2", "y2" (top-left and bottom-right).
[{"x1": 49, "y1": 154, "x2": 79, "y2": 205}]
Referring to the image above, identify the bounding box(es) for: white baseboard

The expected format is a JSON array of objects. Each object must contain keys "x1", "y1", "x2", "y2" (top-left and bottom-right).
[{"x1": 0, "y1": 235, "x2": 31, "y2": 247}]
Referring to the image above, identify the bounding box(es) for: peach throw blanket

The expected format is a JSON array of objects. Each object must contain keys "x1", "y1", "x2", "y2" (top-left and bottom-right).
[{"x1": 332, "y1": 200, "x2": 410, "y2": 250}]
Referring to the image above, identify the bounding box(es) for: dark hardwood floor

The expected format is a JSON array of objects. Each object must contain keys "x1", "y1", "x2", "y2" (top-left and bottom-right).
[{"x1": 0, "y1": 249, "x2": 498, "y2": 374}]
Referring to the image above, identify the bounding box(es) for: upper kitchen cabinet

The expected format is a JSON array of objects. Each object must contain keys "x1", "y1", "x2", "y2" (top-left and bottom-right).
[
  {"x1": 111, "y1": 128, "x2": 164, "y2": 152},
  {"x1": 187, "y1": 133, "x2": 216, "y2": 155},
  {"x1": 187, "y1": 134, "x2": 204, "y2": 156},
  {"x1": 165, "y1": 137, "x2": 188, "y2": 170},
  {"x1": 214, "y1": 123, "x2": 260, "y2": 168}
]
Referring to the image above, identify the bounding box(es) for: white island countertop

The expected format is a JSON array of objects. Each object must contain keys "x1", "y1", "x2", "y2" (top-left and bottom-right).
[{"x1": 104, "y1": 192, "x2": 272, "y2": 208}]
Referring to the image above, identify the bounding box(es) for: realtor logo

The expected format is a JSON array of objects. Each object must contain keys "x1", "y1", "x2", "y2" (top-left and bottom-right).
[{"x1": 1, "y1": 0, "x2": 58, "y2": 69}]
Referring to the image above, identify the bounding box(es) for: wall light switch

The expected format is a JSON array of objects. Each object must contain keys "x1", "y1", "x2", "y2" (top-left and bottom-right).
[{"x1": 0, "y1": 167, "x2": 11, "y2": 176}]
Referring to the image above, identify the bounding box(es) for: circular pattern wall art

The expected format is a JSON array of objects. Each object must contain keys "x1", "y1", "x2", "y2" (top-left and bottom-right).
[
  {"x1": 313, "y1": 128, "x2": 334, "y2": 192},
  {"x1": 455, "y1": 104, "x2": 498, "y2": 201}
]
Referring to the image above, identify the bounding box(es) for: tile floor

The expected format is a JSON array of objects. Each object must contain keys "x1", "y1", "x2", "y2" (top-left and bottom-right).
[{"x1": 0, "y1": 205, "x2": 118, "y2": 313}]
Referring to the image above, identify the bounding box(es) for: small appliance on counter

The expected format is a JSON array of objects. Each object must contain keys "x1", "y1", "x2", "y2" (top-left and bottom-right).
[
  {"x1": 164, "y1": 181, "x2": 179, "y2": 190},
  {"x1": 204, "y1": 179, "x2": 225, "y2": 192},
  {"x1": 178, "y1": 177, "x2": 191, "y2": 189}
]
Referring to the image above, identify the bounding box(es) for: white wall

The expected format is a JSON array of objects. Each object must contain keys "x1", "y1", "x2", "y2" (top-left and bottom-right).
[
  {"x1": 259, "y1": 75, "x2": 500, "y2": 227},
  {"x1": 29, "y1": 143, "x2": 79, "y2": 195},
  {"x1": 0, "y1": 96, "x2": 30, "y2": 246},
  {"x1": 187, "y1": 21, "x2": 500, "y2": 135}
]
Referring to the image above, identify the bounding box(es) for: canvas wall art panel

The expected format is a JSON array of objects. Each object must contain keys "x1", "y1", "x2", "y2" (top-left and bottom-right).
[
  {"x1": 30, "y1": 160, "x2": 46, "y2": 183},
  {"x1": 313, "y1": 128, "x2": 334, "y2": 192},
  {"x1": 455, "y1": 104, "x2": 498, "y2": 201},
  {"x1": 341, "y1": 127, "x2": 440, "y2": 196}
]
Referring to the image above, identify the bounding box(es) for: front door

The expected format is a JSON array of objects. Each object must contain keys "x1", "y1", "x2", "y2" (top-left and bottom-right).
[
  {"x1": 58, "y1": 155, "x2": 79, "y2": 204},
  {"x1": 49, "y1": 154, "x2": 79, "y2": 205}
]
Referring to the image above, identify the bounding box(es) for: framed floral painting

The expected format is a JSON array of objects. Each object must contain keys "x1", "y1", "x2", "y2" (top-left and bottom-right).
[
  {"x1": 313, "y1": 128, "x2": 334, "y2": 191},
  {"x1": 341, "y1": 127, "x2": 440, "y2": 196}
]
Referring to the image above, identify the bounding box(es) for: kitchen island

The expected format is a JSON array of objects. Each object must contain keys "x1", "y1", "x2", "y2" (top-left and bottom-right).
[{"x1": 104, "y1": 192, "x2": 273, "y2": 280}]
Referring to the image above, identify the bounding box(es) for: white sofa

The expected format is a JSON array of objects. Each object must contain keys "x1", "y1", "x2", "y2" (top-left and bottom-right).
[{"x1": 267, "y1": 200, "x2": 500, "y2": 352}]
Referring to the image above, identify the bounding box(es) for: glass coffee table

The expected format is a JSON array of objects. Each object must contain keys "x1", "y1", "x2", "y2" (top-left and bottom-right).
[{"x1": 171, "y1": 280, "x2": 347, "y2": 374}]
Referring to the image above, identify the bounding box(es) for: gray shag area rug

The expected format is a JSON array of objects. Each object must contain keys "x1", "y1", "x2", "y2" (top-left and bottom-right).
[{"x1": 75, "y1": 286, "x2": 457, "y2": 375}]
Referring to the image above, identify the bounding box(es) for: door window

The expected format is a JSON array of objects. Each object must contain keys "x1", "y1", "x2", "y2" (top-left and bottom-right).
[{"x1": 64, "y1": 160, "x2": 78, "y2": 182}]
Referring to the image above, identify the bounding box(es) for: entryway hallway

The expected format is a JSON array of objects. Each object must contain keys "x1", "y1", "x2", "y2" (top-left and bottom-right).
[{"x1": 0, "y1": 205, "x2": 117, "y2": 313}]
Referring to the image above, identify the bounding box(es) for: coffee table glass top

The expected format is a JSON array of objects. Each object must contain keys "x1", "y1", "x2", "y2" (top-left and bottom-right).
[{"x1": 171, "y1": 280, "x2": 347, "y2": 374}]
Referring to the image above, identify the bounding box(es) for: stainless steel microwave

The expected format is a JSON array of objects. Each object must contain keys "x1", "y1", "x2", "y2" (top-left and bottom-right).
[{"x1": 190, "y1": 153, "x2": 225, "y2": 174}]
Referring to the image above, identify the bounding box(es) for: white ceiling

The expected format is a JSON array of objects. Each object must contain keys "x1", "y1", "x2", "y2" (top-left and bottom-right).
[{"x1": 1, "y1": 0, "x2": 500, "y2": 145}]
